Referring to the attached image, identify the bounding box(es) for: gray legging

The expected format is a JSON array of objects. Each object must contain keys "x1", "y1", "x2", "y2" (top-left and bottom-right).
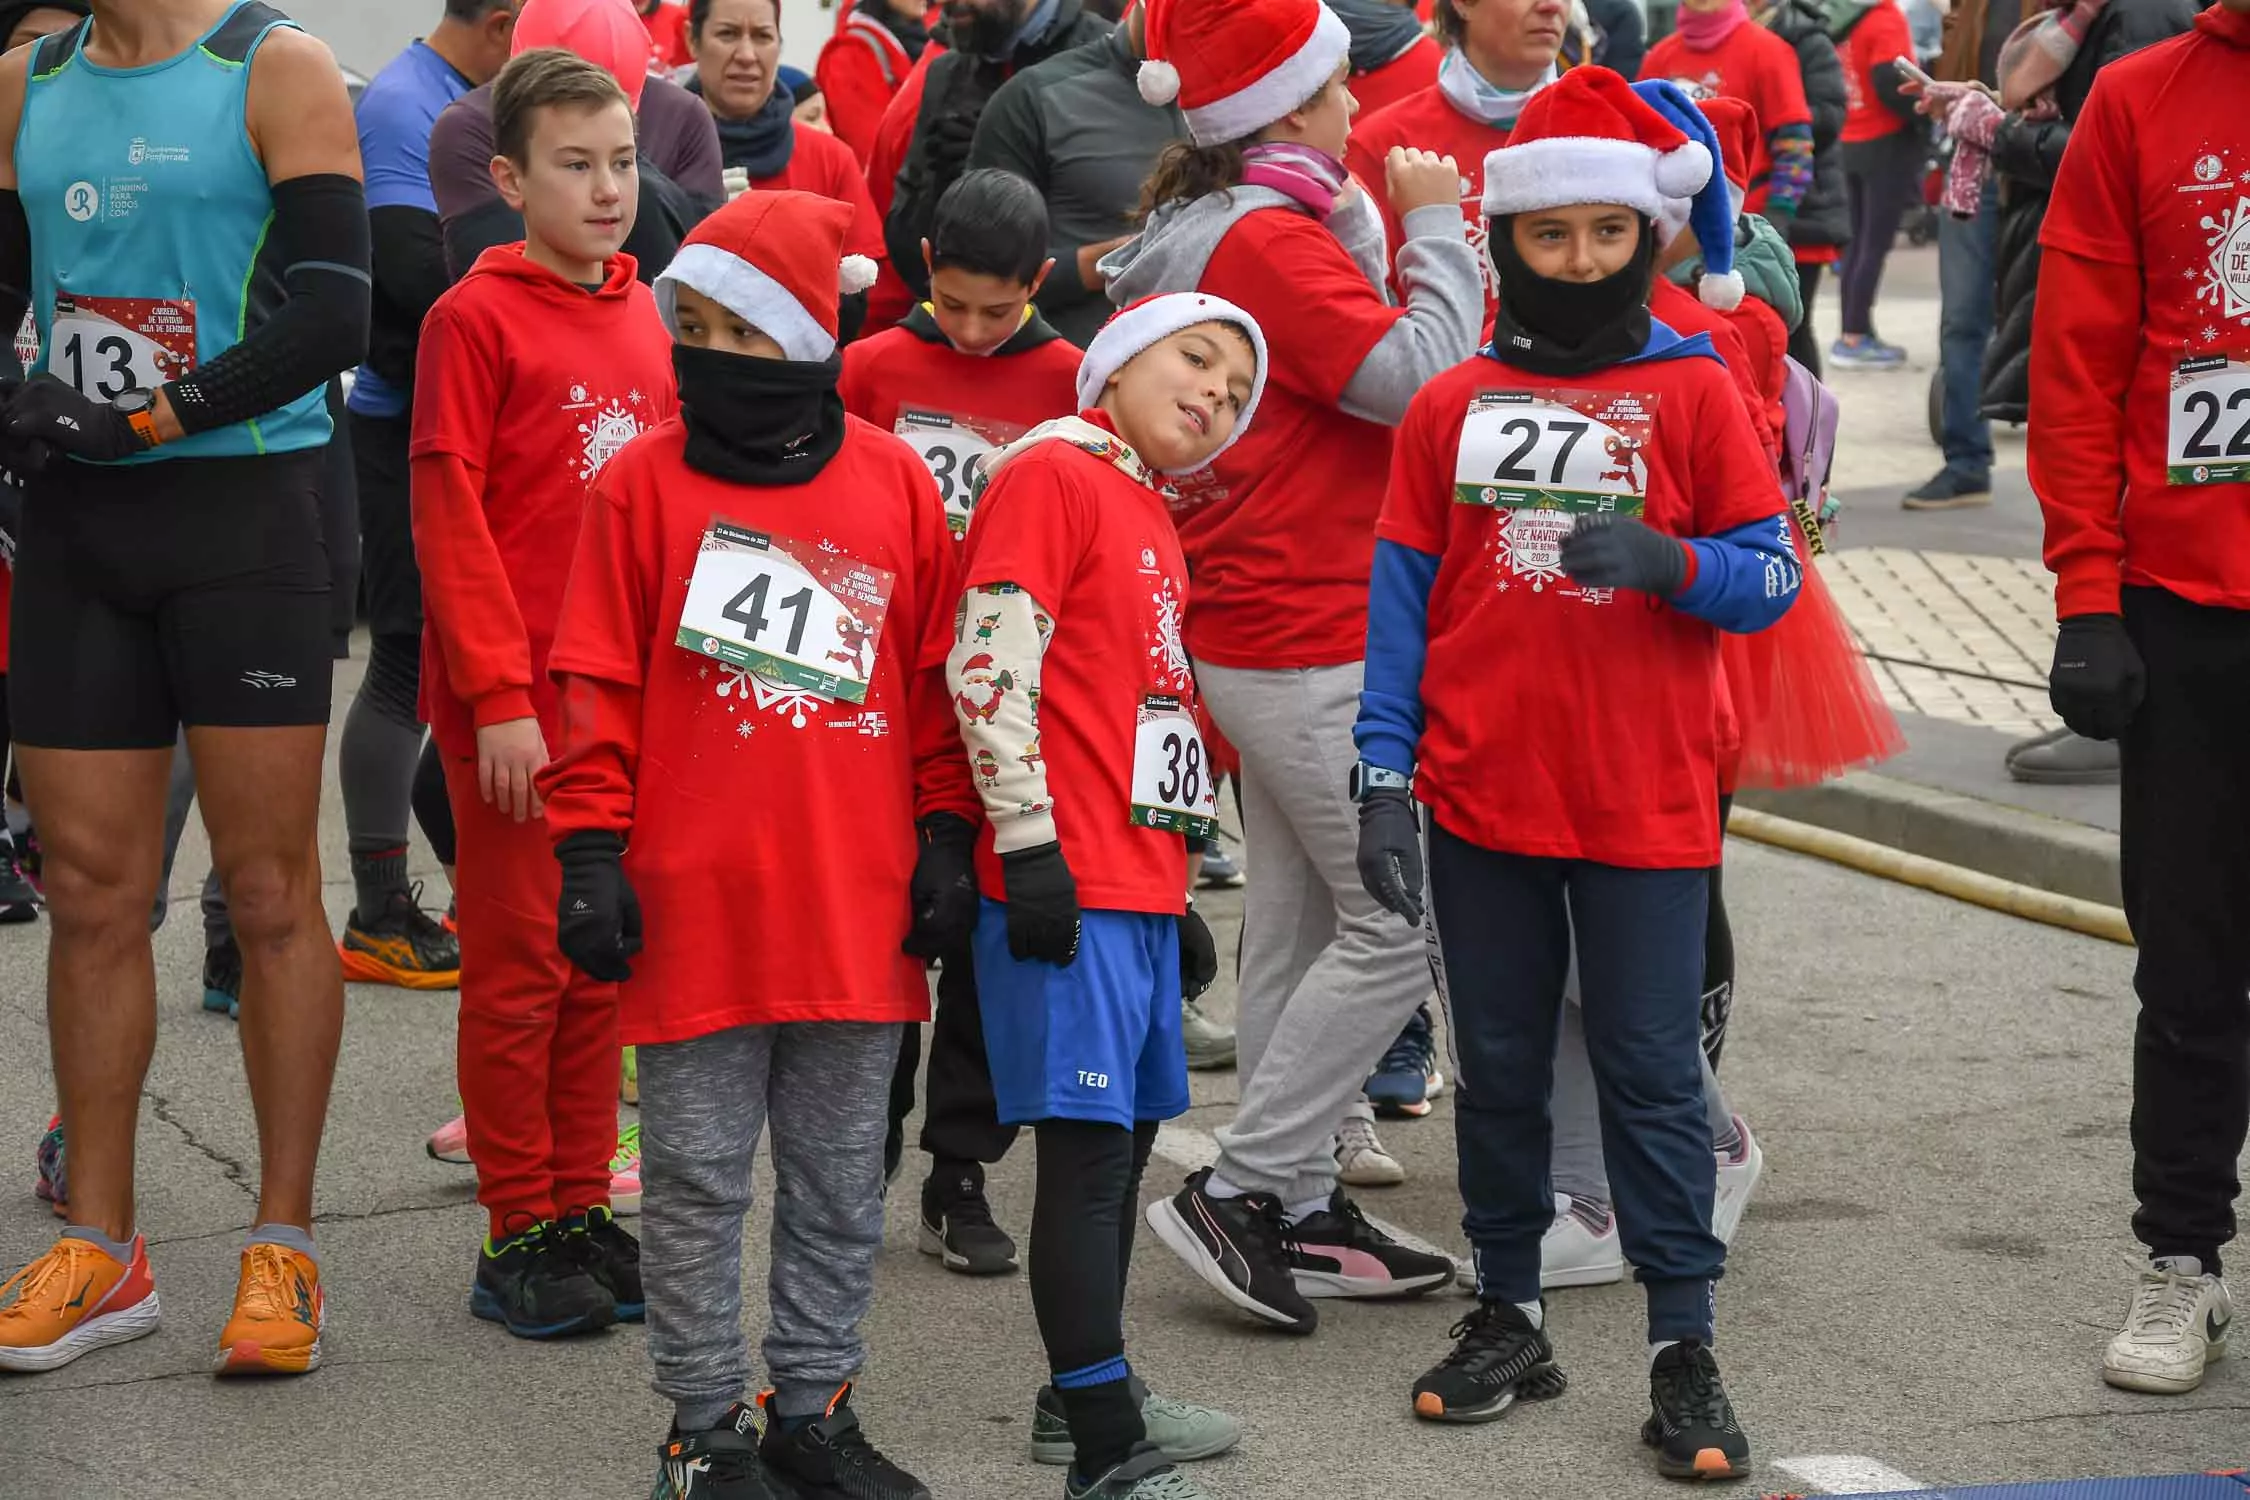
[{"x1": 1836, "y1": 127, "x2": 1925, "y2": 340}]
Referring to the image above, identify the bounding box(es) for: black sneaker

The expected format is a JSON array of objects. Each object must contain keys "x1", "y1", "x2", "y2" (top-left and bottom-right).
[
  {"x1": 1287, "y1": 1189, "x2": 1456, "y2": 1299},
  {"x1": 1902, "y1": 467, "x2": 1992, "y2": 509},
  {"x1": 917, "y1": 1164, "x2": 1018, "y2": 1276},
  {"x1": 561, "y1": 1203, "x2": 644, "y2": 1322},
  {"x1": 656, "y1": 1404, "x2": 783, "y2": 1499},
  {"x1": 1642, "y1": 1339, "x2": 1751, "y2": 1480},
  {"x1": 1145, "y1": 1168, "x2": 1316, "y2": 1334},
  {"x1": 339, "y1": 880, "x2": 462, "y2": 990},
  {"x1": 757, "y1": 1384, "x2": 931, "y2": 1500},
  {"x1": 1411, "y1": 1300, "x2": 1568, "y2": 1423},
  {"x1": 469, "y1": 1219, "x2": 617, "y2": 1339},
  {"x1": 201, "y1": 937, "x2": 244, "y2": 1019},
  {"x1": 0, "y1": 845, "x2": 38, "y2": 924}
]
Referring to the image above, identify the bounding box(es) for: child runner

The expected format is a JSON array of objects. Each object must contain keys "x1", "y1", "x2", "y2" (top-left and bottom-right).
[
  {"x1": 951, "y1": 292, "x2": 1262, "y2": 1499},
  {"x1": 539, "y1": 189, "x2": 959, "y2": 1500},
  {"x1": 1352, "y1": 67, "x2": 1800, "y2": 1478},
  {"x1": 413, "y1": 49, "x2": 673, "y2": 1341}
]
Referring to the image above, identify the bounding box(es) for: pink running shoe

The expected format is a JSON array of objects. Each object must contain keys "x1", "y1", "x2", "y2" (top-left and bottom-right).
[
  {"x1": 424, "y1": 1113, "x2": 471, "y2": 1165},
  {"x1": 609, "y1": 1123, "x2": 642, "y2": 1216}
]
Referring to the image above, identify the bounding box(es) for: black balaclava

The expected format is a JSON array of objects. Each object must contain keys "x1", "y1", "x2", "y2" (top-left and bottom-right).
[
  {"x1": 675, "y1": 345, "x2": 847, "y2": 486},
  {"x1": 1487, "y1": 212, "x2": 1658, "y2": 376}
]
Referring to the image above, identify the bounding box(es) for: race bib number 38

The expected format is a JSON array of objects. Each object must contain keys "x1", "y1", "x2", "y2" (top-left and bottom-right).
[
  {"x1": 676, "y1": 522, "x2": 896, "y2": 704},
  {"x1": 2167, "y1": 355, "x2": 2250, "y2": 486},
  {"x1": 1454, "y1": 388, "x2": 1656, "y2": 517},
  {"x1": 49, "y1": 293, "x2": 197, "y2": 402},
  {"x1": 895, "y1": 409, "x2": 1026, "y2": 537},
  {"x1": 1129, "y1": 693, "x2": 1218, "y2": 840}
]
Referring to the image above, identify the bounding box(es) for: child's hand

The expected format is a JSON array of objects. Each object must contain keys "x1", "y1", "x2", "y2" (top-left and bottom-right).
[
  {"x1": 476, "y1": 716, "x2": 549, "y2": 823},
  {"x1": 1385, "y1": 147, "x2": 1464, "y2": 219}
]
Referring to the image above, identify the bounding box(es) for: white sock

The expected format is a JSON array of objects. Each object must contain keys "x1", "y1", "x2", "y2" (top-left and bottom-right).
[
  {"x1": 1203, "y1": 1172, "x2": 1248, "y2": 1200},
  {"x1": 1649, "y1": 1339, "x2": 1680, "y2": 1368},
  {"x1": 2154, "y1": 1255, "x2": 2206, "y2": 1278},
  {"x1": 1515, "y1": 1300, "x2": 1543, "y2": 1330}
]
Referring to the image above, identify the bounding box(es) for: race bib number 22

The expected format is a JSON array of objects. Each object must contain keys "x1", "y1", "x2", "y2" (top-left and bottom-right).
[{"x1": 2168, "y1": 355, "x2": 2250, "y2": 486}]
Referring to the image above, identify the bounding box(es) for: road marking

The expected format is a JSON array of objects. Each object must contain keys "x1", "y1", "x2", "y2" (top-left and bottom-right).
[{"x1": 1770, "y1": 1456, "x2": 1931, "y2": 1493}]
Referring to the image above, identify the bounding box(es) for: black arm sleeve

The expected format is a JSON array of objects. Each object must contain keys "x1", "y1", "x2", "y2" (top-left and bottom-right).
[
  {"x1": 443, "y1": 197, "x2": 524, "y2": 283},
  {"x1": 364, "y1": 205, "x2": 450, "y2": 389},
  {"x1": 167, "y1": 172, "x2": 372, "y2": 437},
  {"x1": 0, "y1": 190, "x2": 29, "y2": 381}
]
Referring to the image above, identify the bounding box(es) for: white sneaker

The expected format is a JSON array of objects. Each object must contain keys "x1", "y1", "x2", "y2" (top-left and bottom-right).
[
  {"x1": 1712, "y1": 1114, "x2": 1762, "y2": 1247},
  {"x1": 1541, "y1": 1193, "x2": 1624, "y2": 1289},
  {"x1": 1335, "y1": 1101, "x2": 1405, "y2": 1187},
  {"x1": 424, "y1": 1113, "x2": 470, "y2": 1165},
  {"x1": 2103, "y1": 1257, "x2": 2232, "y2": 1394}
]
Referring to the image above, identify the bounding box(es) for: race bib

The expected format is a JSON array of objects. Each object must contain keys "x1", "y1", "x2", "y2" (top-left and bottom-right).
[
  {"x1": 1128, "y1": 693, "x2": 1218, "y2": 839},
  {"x1": 1454, "y1": 388, "x2": 1656, "y2": 517},
  {"x1": 48, "y1": 294, "x2": 197, "y2": 403},
  {"x1": 895, "y1": 409, "x2": 1024, "y2": 537},
  {"x1": 676, "y1": 522, "x2": 896, "y2": 705},
  {"x1": 2167, "y1": 355, "x2": 2250, "y2": 486}
]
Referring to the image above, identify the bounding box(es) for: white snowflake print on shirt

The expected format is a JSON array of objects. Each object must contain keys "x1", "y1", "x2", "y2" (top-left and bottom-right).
[
  {"x1": 1492, "y1": 512, "x2": 1611, "y2": 606},
  {"x1": 2195, "y1": 195, "x2": 2250, "y2": 326},
  {"x1": 562, "y1": 381, "x2": 649, "y2": 482},
  {"x1": 1147, "y1": 575, "x2": 1192, "y2": 692}
]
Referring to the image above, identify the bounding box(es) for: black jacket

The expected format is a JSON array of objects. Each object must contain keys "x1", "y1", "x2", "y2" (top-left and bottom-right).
[
  {"x1": 1759, "y1": 0, "x2": 1851, "y2": 252},
  {"x1": 885, "y1": 0, "x2": 1112, "y2": 296},
  {"x1": 1980, "y1": 0, "x2": 2197, "y2": 421}
]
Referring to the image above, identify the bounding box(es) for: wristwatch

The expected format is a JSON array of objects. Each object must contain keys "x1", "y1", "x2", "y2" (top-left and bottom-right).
[
  {"x1": 1348, "y1": 762, "x2": 1411, "y2": 801},
  {"x1": 112, "y1": 387, "x2": 161, "y2": 450}
]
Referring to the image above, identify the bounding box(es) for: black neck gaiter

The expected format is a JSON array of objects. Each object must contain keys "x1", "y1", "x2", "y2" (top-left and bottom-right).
[
  {"x1": 676, "y1": 345, "x2": 847, "y2": 486},
  {"x1": 1487, "y1": 215, "x2": 1658, "y2": 376}
]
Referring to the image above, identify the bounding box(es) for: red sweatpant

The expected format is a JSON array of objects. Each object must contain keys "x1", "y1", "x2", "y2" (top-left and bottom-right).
[{"x1": 445, "y1": 753, "x2": 619, "y2": 1238}]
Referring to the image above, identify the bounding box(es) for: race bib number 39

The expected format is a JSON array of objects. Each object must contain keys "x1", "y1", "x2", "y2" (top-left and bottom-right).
[
  {"x1": 676, "y1": 522, "x2": 896, "y2": 705},
  {"x1": 1129, "y1": 693, "x2": 1218, "y2": 840},
  {"x1": 895, "y1": 409, "x2": 1025, "y2": 537},
  {"x1": 2167, "y1": 355, "x2": 2250, "y2": 486},
  {"x1": 49, "y1": 293, "x2": 197, "y2": 403},
  {"x1": 1454, "y1": 388, "x2": 1656, "y2": 517}
]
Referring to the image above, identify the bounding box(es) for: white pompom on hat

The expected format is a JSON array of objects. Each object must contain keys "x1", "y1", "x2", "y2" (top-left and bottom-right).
[
  {"x1": 1478, "y1": 66, "x2": 1714, "y2": 223},
  {"x1": 1135, "y1": 0, "x2": 1352, "y2": 146},
  {"x1": 1077, "y1": 293, "x2": 1271, "y2": 471},
  {"x1": 654, "y1": 190, "x2": 872, "y2": 363}
]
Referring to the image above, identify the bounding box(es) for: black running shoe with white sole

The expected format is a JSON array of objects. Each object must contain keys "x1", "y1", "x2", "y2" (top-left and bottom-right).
[
  {"x1": 1287, "y1": 1189, "x2": 1455, "y2": 1299},
  {"x1": 758, "y1": 1385, "x2": 930, "y2": 1500},
  {"x1": 655, "y1": 1405, "x2": 783, "y2": 1499},
  {"x1": 1412, "y1": 1300, "x2": 1567, "y2": 1423},
  {"x1": 1642, "y1": 1339, "x2": 1750, "y2": 1481},
  {"x1": 917, "y1": 1165, "x2": 1018, "y2": 1276},
  {"x1": 1145, "y1": 1168, "x2": 1316, "y2": 1334}
]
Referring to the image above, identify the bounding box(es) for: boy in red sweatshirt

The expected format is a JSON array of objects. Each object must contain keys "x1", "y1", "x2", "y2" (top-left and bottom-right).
[
  {"x1": 536, "y1": 189, "x2": 968, "y2": 1500},
  {"x1": 412, "y1": 48, "x2": 677, "y2": 1340}
]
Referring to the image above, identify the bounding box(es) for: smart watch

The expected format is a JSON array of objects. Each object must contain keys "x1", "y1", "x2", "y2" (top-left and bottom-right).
[
  {"x1": 1348, "y1": 762, "x2": 1411, "y2": 801},
  {"x1": 112, "y1": 387, "x2": 161, "y2": 450}
]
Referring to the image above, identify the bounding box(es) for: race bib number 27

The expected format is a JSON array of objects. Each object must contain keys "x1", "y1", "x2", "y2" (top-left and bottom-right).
[
  {"x1": 2168, "y1": 356, "x2": 2250, "y2": 486},
  {"x1": 1453, "y1": 388, "x2": 1656, "y2": 517},
  {"x1": 676, "y1": 521, "x2": 896, "y2": 705},
  {"x1": 48, "y1": 293, "x2": 197, "y2": 403}
]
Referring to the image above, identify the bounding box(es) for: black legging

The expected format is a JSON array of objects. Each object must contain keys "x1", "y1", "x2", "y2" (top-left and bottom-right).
[
  {"x1": 1704, "y1": 793, "x2": 1735, "y2": 1069},
  {"x1": 1788, "y1": 262, "x2": 1824, "y2": 377},
  {"x1": 1031, "y1": 1118, "x2": 1159, "y2": 1479},
  {"x1": 1837, "y1": 130, "x2": 1923, "y2": 339},
  {"x1": 411, "y1": 736, "x2": 458, "y2": 868}
]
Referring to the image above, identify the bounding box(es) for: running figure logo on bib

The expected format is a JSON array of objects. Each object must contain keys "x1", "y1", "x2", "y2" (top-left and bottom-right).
[
  {"x1": 895, "y1": 409, "x2": 1027, "y2": 537},
  {"x1": 1455, "y1": 388, "x2": 1656, "y2": 598},
  {"x1": 1129, "y1": 692, "x2": 1218, "y2": 839},
  {"x1": 677, "y1": 520, "x2": 897, "y2": 704},
  {"x1": 49, "y1": 293, "x2": 197, "y2": 403},
  {"x1": 2168, "y1": 355, "x2": 2250, "y2": 485}
]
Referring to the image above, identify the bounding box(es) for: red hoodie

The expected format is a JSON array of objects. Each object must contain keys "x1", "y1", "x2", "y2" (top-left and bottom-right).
[{"x1": 411, "y1": 246, "x2": 679, "y2": 760}]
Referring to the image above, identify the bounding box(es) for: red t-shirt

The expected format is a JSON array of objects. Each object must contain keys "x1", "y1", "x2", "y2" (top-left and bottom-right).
[
  {"x1": 540, "y1": 417, "x2": 976, "y2": 1042},
  {"x1": 818, "y1": 11, "x2": 924, "y2": 164},
  {"x1": 757, "y1": 123, "x2": 887, "y2": 262},
  {"x1": 2033, "y1": 6, "x2": 2250, "y2": 618},
  {"x1": 1840, "y1": 1, "x2": 1915, "y2": 143},
  {"x1": 958, "y1": 426, "x2": 1198, "y2": 914},
  {"x1": 1652, "y1": 279, "x2": 1782, "y2": 466},
  {"x1": 1378, "y1": 349, "x2": 1781, "y2": 867},
  {"x1": 1642, "y1": 25, "x2": 1812, "y2": 214},
  {"x1": 1351, "y1": 36, "x2": 1443, "y2": 118},
  {"x1": 641, "y1": 1, "x2": 693, "y2": 71},
  {"x1": 410, "y1": 247, "x2": 679, "y2": 759},
  {"x1": 1173, "y1": 207, "x2": 1404, "y2": 670},
  {"x1": 1347, "y1": 85, "x2": 1510, "y2": 331}
]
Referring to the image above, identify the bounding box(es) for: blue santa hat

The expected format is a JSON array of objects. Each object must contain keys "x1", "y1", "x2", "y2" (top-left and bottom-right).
[{"x1": 1630, "y1": 78, "x2": 1745, "y2": 313}]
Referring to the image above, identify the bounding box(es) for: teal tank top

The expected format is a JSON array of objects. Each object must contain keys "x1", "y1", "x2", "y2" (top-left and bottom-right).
[{"x1": 16, "y1": 1, "x2": 329, "y2": 464}]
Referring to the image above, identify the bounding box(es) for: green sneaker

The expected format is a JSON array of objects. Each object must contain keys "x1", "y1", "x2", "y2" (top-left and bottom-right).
[
  {"x1": 1030, "y1": 1381, "x2": 1242, "y2": 1466},
  {"x1": 1064, "y1": 1446, "x2": 1215, "y2": 1499}
]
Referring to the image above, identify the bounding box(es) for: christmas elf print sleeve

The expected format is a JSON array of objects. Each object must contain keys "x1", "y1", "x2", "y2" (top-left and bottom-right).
[
  {"x1": 677, "y1": 520, "x2": 897, "y2": 705},
  {"x1": 1453, "y1": 387, "x2": 1658, "y2": 517}
]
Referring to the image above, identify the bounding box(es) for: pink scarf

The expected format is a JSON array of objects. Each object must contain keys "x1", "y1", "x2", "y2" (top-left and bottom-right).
[
  {"x1": 1675, "y1": 0, "x2": 1751, "y2": 50},
  {"x1": 1240, "y1": 142, "x2": 1349, "y2": 219}
]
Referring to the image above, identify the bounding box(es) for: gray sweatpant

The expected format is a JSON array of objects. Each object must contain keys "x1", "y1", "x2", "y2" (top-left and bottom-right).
[
  {"x1": 1199, "y1": 660, "x2": 1432, "y2": 1204},
  {"x1": 639, "y1": 1020, "x2": 903, "y2": 1423},
  {"x1": 1552, "y1": 977, "x2": 1733, "y2": 1207}
]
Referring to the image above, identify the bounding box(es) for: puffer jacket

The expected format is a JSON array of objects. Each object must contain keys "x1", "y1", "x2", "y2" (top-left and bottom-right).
[
  {"x1": 1979, "y1": 0, "x2": 2197, "y2": 421},
  {"x1": 1758, "y1": 0, "x2": 1851, "y2": 252}
]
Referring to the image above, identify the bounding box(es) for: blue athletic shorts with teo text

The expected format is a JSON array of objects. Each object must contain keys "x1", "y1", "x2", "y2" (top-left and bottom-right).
[{"x1": 973, "y1": 899, "x2": 1191, "y2": 1129}]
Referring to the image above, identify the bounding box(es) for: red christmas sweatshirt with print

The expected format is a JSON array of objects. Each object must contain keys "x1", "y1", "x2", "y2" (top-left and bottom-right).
[
  {"x1": 1642, "y1": 24, "x2": 1812, "y2": 215},
  {"x1": 411, "y1": 246, "x2": 678, "y2": 761},
  {"x1": 537, "y1": 416, "x2": 977, "y2": 1042}
]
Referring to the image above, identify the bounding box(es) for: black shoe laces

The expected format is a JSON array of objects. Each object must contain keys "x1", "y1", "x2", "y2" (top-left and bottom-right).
[
  {"x1": 1237, "y1": 1191, "x2": 1303, "y2": 1262},
  {"x1": 1439, "y1": 1303, "x2": 1534, "y2": 1371},
  {"x1": 397, "y1": 880, "x2": 454, "y2": 943},
  {"x1": 1655, "y1": 1345, "x2": 1732, "y2": 1428},
  {"x1": 940, "y1": 1179, "x2": 997, "y2": 1230},
  {"x1": 1376, "y1": 1029, "x2": 1430, "y2": 1077}
]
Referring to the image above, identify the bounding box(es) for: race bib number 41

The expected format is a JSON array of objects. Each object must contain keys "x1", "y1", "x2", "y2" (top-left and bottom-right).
[
  {"x1": 895, "y1": 409, "x2": 1026, "y2": 537},
  {"x1": 49, "y1": 293, "x2": 197, "y2": 403},
  {"x1": 2168, "y1": 355, "x2": 2250, "y2": 486},
  {"x1": 1128, "y1": 694, "x2": 1217, "y2": 840},
  {"x1": 676, "y1": 522, "x2": 896, "y2": 704},
  {"x1": 1453, "y1": 388, "x2": 1656, "y2": 517}
]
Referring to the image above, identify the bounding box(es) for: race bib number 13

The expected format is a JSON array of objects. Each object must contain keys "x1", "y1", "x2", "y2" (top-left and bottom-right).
[
  {"x1": 676, "y1": 521, "x2": 896, "y2": 705},
  {"x1": 1128, "y1": 693, "x2": 1217, "y2": 840},
  {"x1": 1454, "y1": 388, "x2": 1656, "y2": 517},
  {"x1": 2168, "y1": 355, "x2": 2250, "y2": 486},
  {"x1": 48, "y1": 293, "x2": 197, "y2": 403}
]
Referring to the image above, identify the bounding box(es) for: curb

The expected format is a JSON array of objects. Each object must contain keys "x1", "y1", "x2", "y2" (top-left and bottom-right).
[{"x1": 1734, "y1": 770, "x2": 2122, "y2": 909}]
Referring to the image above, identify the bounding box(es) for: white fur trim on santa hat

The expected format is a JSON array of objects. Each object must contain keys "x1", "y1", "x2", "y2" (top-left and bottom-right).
[
  {"x1": 1482, "y1": 135, "x2": 1712, "y2": 221},
  {"x1": 656, "y1": 242, "x2": 837, "y2": 363},
  {"x1": 1182, "y1": 3, "x2": 1349, "y2": 146},
  {"x1": 1077, "y1": 292, "x2": 1271, "y2": 474}
]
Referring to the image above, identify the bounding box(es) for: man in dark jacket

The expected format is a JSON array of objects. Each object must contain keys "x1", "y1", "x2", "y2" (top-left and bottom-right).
[
  {"x1": 1758, "y1": 0, "x2": 1850, "y2": 374},
  {"x1": 885, "y1": 0, "x2": 1110, "y2": 298},
  {"x1": 964, "y1": 6, "x2": 1184, "y2": 345}
]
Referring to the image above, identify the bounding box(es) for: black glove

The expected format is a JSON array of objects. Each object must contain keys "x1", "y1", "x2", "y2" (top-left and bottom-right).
[
  {"x1": 998, "y1": 841, "x2": 1081, "y2": 966},
  {"x1": 1356, "y1": 787, "x2": 1424, "y2": 925},
  {"x1": 555, "y1": 830, "x2": 644, "y2": 983},
  {"x1": 2, "y1": 374, "x2": 147, "y2": 465},
  {"x1": 1558, "y1": 514, "x2": 1689, "y2": 597},
  {"x1": 1178, "y1": 901, "x2": 1217, "y2": 1001},
  {"x1": 904, "y1": 812, "x2": 980, "y2": 959},
  {"x1": 924, "y1": 105, "x2": 981, "y2": 186},
  {"x1": 0, "y1": 468, "x2": 23, "y2": 569},
  {"x1": 2048, "y1": 613, "x2": 2145, "y2": 741}
]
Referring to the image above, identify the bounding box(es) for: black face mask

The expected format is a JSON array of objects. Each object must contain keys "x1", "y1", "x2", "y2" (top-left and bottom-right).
[
  {"x1": 1487, "y1": 215, "x2": 1658, "y2": 376},
  {"x1": 676, "y1": 344, "x2": 847, "y2": 487}
]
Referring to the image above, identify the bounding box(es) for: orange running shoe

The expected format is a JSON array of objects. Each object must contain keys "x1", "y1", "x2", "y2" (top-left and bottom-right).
[
  {"x1": 0, "y1": 1234, "x2": 160, "y2": 1373},
  {"x1": 337, "y1": 884, "x2": 461, "y2": 991},
  {"x1": 214, "y1": 1241, "x2": 324, "y2": 1376}
]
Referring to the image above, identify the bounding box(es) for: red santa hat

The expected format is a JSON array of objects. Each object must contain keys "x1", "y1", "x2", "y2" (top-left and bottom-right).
[
  {"x1": 654, "y1": 191, "x2": 881, "y2": 362},
  {"x1": 1135, "y1": 0, "x2": 1351, "y2": 147},
  {"x1": 512, "y1": 0, "x2": 651, "y2": 110},
  {"x1": 1479, "y1": 65, "x2": 1713, "y2": 223},
  {"x1": 1077, "y1": 293, "x2": 1270, "y2": 469},
  {"x1": 1696, "y1": 95, "x2": 1757, "y2": 208}
]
